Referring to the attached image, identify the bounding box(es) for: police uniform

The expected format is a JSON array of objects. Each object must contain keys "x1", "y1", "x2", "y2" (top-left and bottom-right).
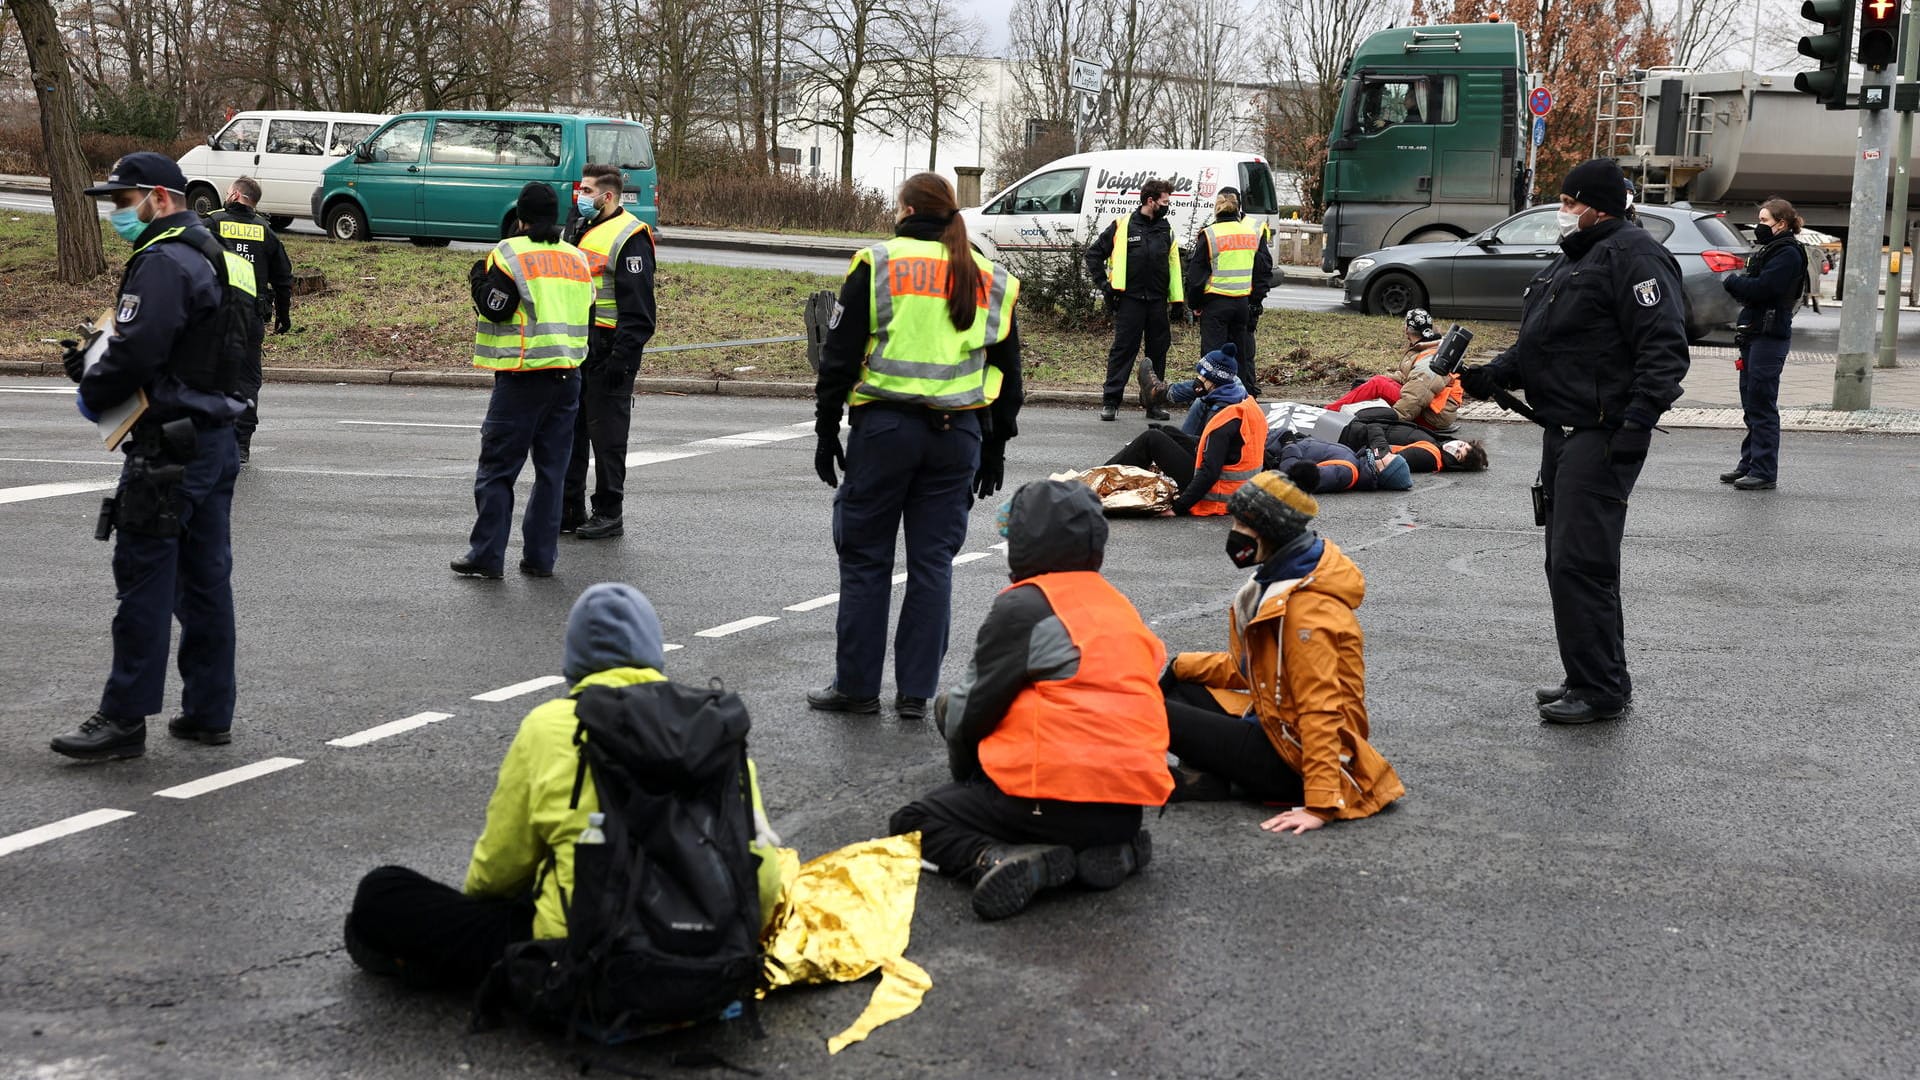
[
  {"x1": 1183, "y1": 201, "x2": 1273, "y2": 396},
  {"x1": 454, "y1": 185, "x2": 593, "y2": 580},
  {"x1": 53, "y1": 153, "x2": 251, "y2": 760},
  {"x1": 1462, "y1": 160, "x2": 1689, "y2": 723},
  {"x1": 203, "y1": 199, "x2": 292, "y2": 460},
  {"x1": 561, "y1": 204, "x2": 656, "y2": 537},
  {"x1": 1085, "y1": 207, "x2": 1180, "y2": 417},
  {"x1": 810, "y1": 213, "x2": 1023, "y2": 716}
]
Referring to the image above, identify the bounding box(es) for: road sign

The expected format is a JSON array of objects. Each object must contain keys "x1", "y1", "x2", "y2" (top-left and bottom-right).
[
  {"x1": 1070, "y1": 58, "x2": 1104, "y2": 95},
  {"x1": 1529, "y1": 87, "x2": 1553, "y2": 116},
  {"x1": 1533, "y1": 115, "x2": 1546, "y2": 146}
]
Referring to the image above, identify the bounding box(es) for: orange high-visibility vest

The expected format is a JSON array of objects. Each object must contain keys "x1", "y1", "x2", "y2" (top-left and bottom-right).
[
  {"x1": 976, "y1": 572, "x2": 1173, "y2": 806},
  {"x1": 1190, "y1": 396, "x2": 1268, "y2": 516}
]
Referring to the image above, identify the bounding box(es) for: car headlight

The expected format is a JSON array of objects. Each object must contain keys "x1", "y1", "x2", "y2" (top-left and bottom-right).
[{"x1": 1350, "y1": 257, "x2": 1376, "y2": 273}]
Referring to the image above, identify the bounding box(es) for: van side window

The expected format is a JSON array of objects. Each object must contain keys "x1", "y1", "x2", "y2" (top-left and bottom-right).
[
  {"x1": 432, "y1": 120, "x2": 563, "y2": 166},
  {"x1": 366, "y1": 119, "x2": 428, "y2": 164},
  {"x1": 587, "y1": 124, "x2": 655, "y2": 170},
  {"x1": 330, "y1": 122, "x2": 378, "y2": 156},
  {"x1": 1007, "y1": 168, "x2": 1087, "y2": 215},
  {"x1": 266, "y1": 119, "x2": 327, "y2": 156},
  {"x1": 500, "y1": 123, "x2": 562, "y2": 167},
  {"x1": 212, "y1": 117, "x2": 261, "y2": 153},
  {"x1": 1237, "y1": 163, "x2": 1279, "y2": 214}
]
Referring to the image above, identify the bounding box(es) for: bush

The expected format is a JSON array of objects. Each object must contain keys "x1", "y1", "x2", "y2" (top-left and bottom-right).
[
  {"x1": 0, "y1": 124, "x2": 202, "y2": 178},
  {"x1": 992, "y1": 236, "x2": 1104, "y2": 331},
  {"x1": 659, "y1": 172, "x2": 892, "y2": 235},
  {"x1": 83, "y1": 85, "x2": 180, "y2": 139}
]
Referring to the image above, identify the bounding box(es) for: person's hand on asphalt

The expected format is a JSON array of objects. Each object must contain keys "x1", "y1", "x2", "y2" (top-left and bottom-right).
[
  {"x1": 1259, "y1": 807, "x2": 1326, "y2": 835},
  {"x1": 60, "y1": 339, "x2": 86, "y2": 383},
  {"x1": 1459, "y1": 365, "x2": 1497, "y2": 400},
  {"x1": 814, "y1": 414, "x2": 846, "y2": 488},
  {"x1": 972, "y1": 437, "x2": 1006, "y2": 499}
]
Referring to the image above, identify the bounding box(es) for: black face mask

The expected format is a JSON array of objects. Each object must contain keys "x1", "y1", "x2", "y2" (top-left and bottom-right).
[
  {"x1": 1226, "y1": 531, "x2": 1262, "y2": 568},
  {"x1": 1754, "y1": 224, "x2": 1775, "y2": 244},
  {"x1": 1152, "y1": 203, "x2": 1169, "y2": 219}
]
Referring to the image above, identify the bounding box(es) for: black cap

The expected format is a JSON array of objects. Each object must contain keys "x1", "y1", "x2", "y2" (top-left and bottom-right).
[
  {"x1": 83, "y1": 151, "x2": 188, "y2": 196},
  {"x1": 1218, "y1": 186, "x2": 1240, "y2": 198},
  {"x1": 515, "y1": 182, "x2": 559, "y2": 229},
  {"x1": 1560, "y1": 159, "x2": 1629, "y2": 218}
]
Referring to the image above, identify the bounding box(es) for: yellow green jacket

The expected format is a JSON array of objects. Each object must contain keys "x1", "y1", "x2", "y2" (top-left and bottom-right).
[{"x1": 463, "y1": 667, "x2": 785, "y2": 940}]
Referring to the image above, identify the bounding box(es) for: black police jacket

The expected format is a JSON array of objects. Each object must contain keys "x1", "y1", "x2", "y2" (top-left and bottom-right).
[
  {"x1": 203, "y1": 203, "x2": 292, "y2": 321},
  {"x1": 1086, "y1": 209, "x2": 1176, "y2": 300},
  {"x1": 563, "y1": 212, "x2": 657, "y2": 372},
  {"x1": 1723, "y1": 236, "x2": 1807, "y2": 341},
  {"x1": 1483, "y1": 217, "x2": 1690, "y2": 429}
]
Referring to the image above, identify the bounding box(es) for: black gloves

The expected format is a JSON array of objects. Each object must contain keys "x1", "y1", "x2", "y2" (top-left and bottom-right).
[
  {"x1": 1104, "y1": 289, "x2": 1120, "y2": 312},
  {"x1": 60, "y1": 338, "x2": 86, "y2": 383},
  {"x1": 815, "y1": 412, "x2": 846, "y2": 488},
  {"x1": 973, "y1": 437, "x2": 1006, "y2": 500},
  {"x1": 1169, "y1": 301, "x2": 1188, "y2": 323},
  {"x1": 1458, "y1": 364, "x2": 1498, "y2": 401},
  {"x1": 273, "y1": 293, "x2": 291, "y2": 335},
  {"x1": 1609, "y1": 425, "x2": 1653, "y2": 465}
]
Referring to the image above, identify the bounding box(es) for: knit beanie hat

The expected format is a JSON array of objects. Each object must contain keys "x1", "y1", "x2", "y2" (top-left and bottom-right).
[
  {"x1": 1560, "y1": 159, "x2": 1628, "y2": 218},
  {"x1": 1226, "y1": 471, "x2": 1319, "y2": 546},
  {"x1": 1195, "y1": 342, "x2": 1238, "y2": 385},
  {"x1": 515, "y1": 181, "x2": 559, "y2": 230},
  {"x1": 1403, "y1": 307, "x2": 1440, "y2": 342}
]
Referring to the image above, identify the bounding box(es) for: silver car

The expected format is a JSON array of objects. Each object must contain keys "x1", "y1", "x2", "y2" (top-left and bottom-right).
[{"x1": 1341, "y1": 204, "x2": 1749, "y2": 342}]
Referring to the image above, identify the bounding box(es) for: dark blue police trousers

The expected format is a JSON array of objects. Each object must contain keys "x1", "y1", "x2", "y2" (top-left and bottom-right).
[
  {"x1": 466, "y1": 369, "x2": 579, "y2": 574},
  {"x1": 1737, "y1": 336, "x2": 1788, "y2": 483}
]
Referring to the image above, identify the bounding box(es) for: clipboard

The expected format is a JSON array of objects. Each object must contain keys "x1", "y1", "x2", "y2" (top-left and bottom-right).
[{"x1": 79, "y1": 310, "x2": 148, "y2": 450}]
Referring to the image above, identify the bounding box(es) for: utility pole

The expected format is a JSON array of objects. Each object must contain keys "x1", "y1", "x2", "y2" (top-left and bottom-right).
[
  {"x1": 1836, "y1": 3, "x2": 1900, "y2": 407},
  {"x1": 1876, "y1": 8, "x2": 1918, "y2": 370}
]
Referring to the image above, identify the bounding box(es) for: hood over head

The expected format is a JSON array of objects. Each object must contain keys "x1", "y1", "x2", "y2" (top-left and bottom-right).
[
  {"x1": 1007, "y1": 479, "x2": 1108, "y2": 580},
  {"x1": 564, "y1": 582, "x2": 666, "y2": 681}
]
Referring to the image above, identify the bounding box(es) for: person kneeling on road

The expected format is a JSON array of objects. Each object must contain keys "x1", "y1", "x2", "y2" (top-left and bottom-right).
[
  {"x1": 1268, "y1": 432, "x2": 1413, "y2": 494},
  {"x1": 1162, "y1": 472, "x2": 1404, "y2": 832},
  {"x1": 890, "y1": 480, "x2": 1170, "y2": 921},
  {"x1": 1105, "y1": 350, "x2": 1268, "y2": 516},
  {"x1": 344, "y1": 583, "x2": 784, "y2": 990}
]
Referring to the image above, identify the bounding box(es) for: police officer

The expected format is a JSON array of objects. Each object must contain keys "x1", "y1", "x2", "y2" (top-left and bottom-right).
[
  {"x1": 810, "y1": 172, "x2": 1022, "y2": 721},
  {"x1": 201, "y1": 174, "x2": 292, "y2": 463},
  {"x1": 453, "y1": 183, "x2": 593, "y2": 580},
  {"x1": 1085, "y1": 179, "x2": 1179, "y2": 422},
  {"x1": 52, "y1": 152, "x2": 251, "y2": 760},
  {"x1": 1183, "y1": 187, "x2": 1272, "y2": 397},
  {"x1": 561, "y1": 163, "x2": 656, "y2": 540},
  {"x1": 1459, "y1": 159, "x2": 1689, "y2": 725}
]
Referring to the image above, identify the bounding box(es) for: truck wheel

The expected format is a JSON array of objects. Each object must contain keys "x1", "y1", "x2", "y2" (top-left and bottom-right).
[
  {"x1": 1365, "y1": 272, "x2": 1426, "y2": 318},
  {"x1": 186, "y1": 184, "x2": 220, "y2": 217},
  {"x1": 325, "y1": 203, "x2": 369, "y2": 242}
]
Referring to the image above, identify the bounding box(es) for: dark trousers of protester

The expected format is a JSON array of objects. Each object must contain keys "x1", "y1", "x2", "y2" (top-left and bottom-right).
[
  {"x1": 1161, "y1": 677, "x2": 1304, "y2": 803},
  {"x1": 1540, "y1": 426, "x2": 1647, "y2": 709},
  {"x1": 1105, "y1": 427, "x2": 1197, "y2": 487},
  {"x1": 100, "y1": 425, "x2": 240, "y2": 728},
  {"x1": 1103, "y1": 296, "x2": 1171, "y2": 407},
  {"x1": 564, "y1": 350, "x2": 637, "y2": 519},
  {"x1": 236, "y1": 314, "x2": 266, "y2": 452},
  {"x1": 1737, "y1": 335, "x2": 1788, "y2": 482},
  {"x1": 890, "y1": 778, "x2": 1142, "y2": 878},
  {"x1": 833, "y1": 406, "x2": 980, "y2": 700},
  {"x1": 348, "y1": 866, "x2": 535, "y2": 991},
  {"x1": 1197, "y1": 297, "x2": 1256, "y2": 395},
  {"x1": 466, "y1": 369, "x2": 580, "y2": 574}
]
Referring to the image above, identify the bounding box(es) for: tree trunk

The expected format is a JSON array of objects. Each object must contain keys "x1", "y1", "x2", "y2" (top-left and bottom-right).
[{"x1": 11, "y1": 0, "x2": 106, "y2": 284}]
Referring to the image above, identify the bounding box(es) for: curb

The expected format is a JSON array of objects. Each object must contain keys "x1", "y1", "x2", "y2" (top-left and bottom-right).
[{"x1": 655, "y1": 232, "x2": 864, "y2": 260}]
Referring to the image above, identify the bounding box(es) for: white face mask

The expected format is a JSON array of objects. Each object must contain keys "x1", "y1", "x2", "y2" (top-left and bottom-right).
[
  {"x1": 1443, "y1": 439, "x2": 1471, "y2": 461},
  {"x1": 1555, "y1": 209, "x2": 1583, "y2": 238}
]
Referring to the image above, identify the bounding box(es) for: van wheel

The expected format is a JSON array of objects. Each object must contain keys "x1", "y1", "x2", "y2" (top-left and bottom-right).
[
  {"x1": 267, "y1": 215, "x2": 294, "y2": 232},
  {"x1": 1364, "y1": 271, "x2": 1426, "y2": 318},
  {"x1": 409, "y1": 237, "x2": 451, "y2": 247},
  {"x1": 186, "y1": 184, "x2": 220, "y2": 217},
  {"x1": 325, "y1": 203, "x2": 369, "y2": 242}
]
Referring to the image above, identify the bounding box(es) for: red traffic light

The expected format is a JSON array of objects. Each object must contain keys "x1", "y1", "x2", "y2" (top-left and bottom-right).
[{"x1": 1860, "y1": 0, "x2": 1898, "y2": 67}]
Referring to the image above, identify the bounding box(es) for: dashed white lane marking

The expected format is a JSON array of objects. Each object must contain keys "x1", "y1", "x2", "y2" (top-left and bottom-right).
[
  {"x1": 338, "y1": 420, "x2": 480, "y2": 429},
  {"x1": 952, "y1": 552, "x2": 991, "y2": 565},
  {"x1": 990, "y1": 541, "x2": 1008, "y2": 552},
  {"x1": 154, "y1": 757, "x2": 304, "y2": 799},
  {"x1": 695, "y1": 615, "x2": 779, "y2": 638},
  {"x1": 326, "y1": 711, "x2": 454, "y2": 748},
  {"x1": 0, "y1": 457, "x2": 120, "y2": 466},
  {"x1": 0, "y1": 387, "x2": 79, "y2": 394},
  {"x1": 473, "y1": 675, "x2": 566, "y2": 701},
  {"x1": 891, "y1": 572, "x2": 910, "y2": 584},
  {"x1": 0, "y1": 479, "x2": 118, "y2": 505},
  {"x1": 625, "y1": 449, "x2": 708, "y2": 467},
  {"x1": 0, "y1": 809, "x2": 135, "y2": 858},
  {"x1": 785, "y1": 593, "x2": 840, "y2": 612},
  {"x1": 663, "y1": 643, "x2": 684, "y2": 652},
  {"x1": 687, "y1": 423, "x2": 814, "y2": 448}
]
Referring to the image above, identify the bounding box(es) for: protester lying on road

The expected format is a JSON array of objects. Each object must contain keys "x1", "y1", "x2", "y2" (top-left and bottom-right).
[
  {"x1": 343, "y1": 583, "x2": 785, "y2": 991},
  {"x1": 1335, "y1": 407, "x2": 1488, "y2": 473},
  {"x1": 891, "y1": 480, "x2": 1169, "y2": 920},
  {"x1": 1146, "y1": 343, "x2": 1247, "y2": 436},
  {"x1": 1105, "y1": 354, "x2": 1269, "y2": 516},
  {"x1": 1161, "y1": 472, "x2": 1404, "y2": 831},
  {"x1": 1326, "y1": 308, "x2": 1467, "y2": 435},
  {"x1": 1267, "y1": 432, "x2": 1413, "y2": 494}
]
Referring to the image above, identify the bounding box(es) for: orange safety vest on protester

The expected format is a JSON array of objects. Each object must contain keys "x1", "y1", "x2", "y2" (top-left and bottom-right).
[
  {"x1": 976, "y1": 572, "x2": 1173, "y2": 806},
  {"x1": 1190, "y1": 396, "x2": 1269, "y2": 515}
]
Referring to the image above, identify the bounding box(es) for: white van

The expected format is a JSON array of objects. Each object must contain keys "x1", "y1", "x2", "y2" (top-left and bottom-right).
[
  {"x1": 962, "y1": 149, "x2": 1285, "y2": 265},
  {"x1": 177, "y1": 110, "x2": 391, "y2": 227}
]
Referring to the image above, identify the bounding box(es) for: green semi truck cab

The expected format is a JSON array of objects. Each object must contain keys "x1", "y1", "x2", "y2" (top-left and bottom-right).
[{"x1": 1320, "y1": 22, "x2": 1531, "y2": 275}]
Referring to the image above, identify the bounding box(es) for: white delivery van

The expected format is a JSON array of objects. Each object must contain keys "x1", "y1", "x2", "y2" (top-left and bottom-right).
[
  {"x1": 177, "y1": 110, "x2": 391, "y2": 227},
  {"x1": 962, "y1": 149, "x2": 1285, "y2": 266}
]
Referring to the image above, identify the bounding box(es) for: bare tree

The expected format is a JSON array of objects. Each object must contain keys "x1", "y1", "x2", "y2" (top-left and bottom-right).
[
  {"x1": 1650, "y1": 0, "x2": 1749, "y2": 69},
  {"x1": 726, "y1": 0, "x2": 796, "y2": 173},
  {"x1": 1260, "y1": 0, "x2": 1408, "y2": 214},
  {"x1": 1006, "y1": 0, "x2": 1103, "y2": 147},
  {"x1": 791, "y1": 0, "x2": 908, "y2": 185},
  {"x1": 1090, "y1": 0, "x2": 1169, "y2": 149},
  {"x1": 897, "y1": 0, "x2": 987, "y2": 171},
  {"x1": 10, "y1": 0, "x2": 106, "y2": 282}
]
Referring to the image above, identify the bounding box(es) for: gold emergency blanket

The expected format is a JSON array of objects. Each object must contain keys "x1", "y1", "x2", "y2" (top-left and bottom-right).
[
  {"x1": 1052, "y1": 465, "x2": 1179, "y2": 514},
  {"x1": 761, "y1": 832, "x2": 930, "y2": 1054}
]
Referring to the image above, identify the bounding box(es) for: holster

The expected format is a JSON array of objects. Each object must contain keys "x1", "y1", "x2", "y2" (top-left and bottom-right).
[
  {"x1": 1530, "y1": 471, "x2": 1549, "y2": 527},
  {"x1": 115, "y1": 418, "x2": 198, "y2": 538}
]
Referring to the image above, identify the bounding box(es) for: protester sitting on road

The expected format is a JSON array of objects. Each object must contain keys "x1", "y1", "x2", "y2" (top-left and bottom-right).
[
  {"x1": 1326, "y1": 309, "x2": 1466, "y2": 434},
  {"x1": 1268, "y1": 432, "x2": 1413, "y2": 494},
  {"x1": 343, "y1": 583, "x2": 785, "y2": 990},
  {"x1": 1161, "y1": 472, "x2": 1405, "y2": 830},
  {"x1": 1106, "y1": 353, "x2": 1268, "y2": 516},
  {"x1": 891, "y1": 480, "x2": 1169, "y2": 920},
  {"x1": 1147, "y1": 344, "x2": 1246, "y2": 436},
  {"x1": 1335, "y1": 407, "x2": 1487, "y2": 473}
]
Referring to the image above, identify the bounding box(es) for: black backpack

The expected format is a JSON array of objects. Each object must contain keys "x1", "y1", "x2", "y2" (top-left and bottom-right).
[{"x1": 477, "y1": 680, "x2": 765, "y2": 1043}]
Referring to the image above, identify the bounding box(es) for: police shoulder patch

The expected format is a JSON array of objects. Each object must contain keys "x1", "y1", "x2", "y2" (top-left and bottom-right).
[
  {"x1": 486, "y1": 288, "x2": 510, "y2": 311},
  {"x1": 1633, "y1": 279, "x2": 1660, "y2": 307},
  {"x1": 117, "y1": 294, "x2": 141, "y2": 323},
  {"x1": 624, "y1": 255, "x2": 643, "y2": 275}
]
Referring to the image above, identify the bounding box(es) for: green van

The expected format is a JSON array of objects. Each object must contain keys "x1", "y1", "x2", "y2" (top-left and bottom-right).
[{"x1": 312, "y1": 110, "x2": 657, "y2": 244}]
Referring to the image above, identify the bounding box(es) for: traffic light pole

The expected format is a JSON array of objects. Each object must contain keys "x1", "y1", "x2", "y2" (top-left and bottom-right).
[
  {"x1": 1876, "y1": 12, "x2": 1919, "y2": 370},
  {"x1": 1836, "y1": 64, "x2": 1899, "y2": 409}
]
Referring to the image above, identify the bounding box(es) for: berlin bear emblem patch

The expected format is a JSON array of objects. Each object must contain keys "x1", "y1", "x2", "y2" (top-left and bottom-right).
[
  {"x1": 116, "y1": 293, "x2": 141, "y2": 323},
  {"x1": 1633, "y1": 279, "x2": 1660, "y2": 307}
]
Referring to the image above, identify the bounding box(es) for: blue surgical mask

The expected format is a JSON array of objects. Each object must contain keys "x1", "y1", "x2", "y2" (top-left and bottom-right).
[
  {"x1": 110, "y1": 191, "x2": 151, "y2": 242},
  {"x1": 576, "y1": 194, "x2": 598, "y2": 220}
]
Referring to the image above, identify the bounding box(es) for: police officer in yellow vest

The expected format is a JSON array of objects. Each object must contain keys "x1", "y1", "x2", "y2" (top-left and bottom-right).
[
  {"x1": 201, "y1": 175, "x2": 292, "y2": 463},
  {"x1": 454, "y1": 183, "x2": 594, "y2": 580},
  {"x1": 561, "y1": 163, "x2": 656, "y2": 541},
  {"x1": 1085, "y1": 179, "x2": 1181, "y2": 422},
  {"x1": 809, "y1": 173, "x2": 1023, "y2": 721},
  {"x1": 1183, "y1": 187, "x2": 1273, "y2": 398}
]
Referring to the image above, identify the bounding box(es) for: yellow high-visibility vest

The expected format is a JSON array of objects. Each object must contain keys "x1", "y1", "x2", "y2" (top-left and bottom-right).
[
  {"x1": 576, "y1": 209, "x2": 649, "y2": 330},
  {"x1": 1106, "y1": 214, "x2": 1185, "y2": 304},
  {"x1": 473, "y1": 235, "x2": 593, "y2": 371},
  {"x1": 1203, "y1": 218, "x2": 1261, "y2": 297},
  {"x1": 846, "y1": 236, "x2": 1019, "y2": 409}
]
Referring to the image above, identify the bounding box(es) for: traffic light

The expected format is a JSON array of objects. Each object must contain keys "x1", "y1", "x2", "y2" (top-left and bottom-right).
[
  {"x1": 1858, "y1": 0, "x2": 1899, "y2": 69},
  {"x1": 1796, "y1": 0, "x2": 1856, "y2": 108}
]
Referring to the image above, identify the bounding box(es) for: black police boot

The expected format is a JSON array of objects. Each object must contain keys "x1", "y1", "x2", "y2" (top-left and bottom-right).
[
  {"x1": 167, "y1": 714, "x2": 231, "y2": 746},
  {"x1": 50, "y1": 712, "x2": 146, "y2": 761},
  {"x1": 450, "y1": 556, "x2": 503, "y2": 580},
  {"x1": 1099, "y1": 404, "x2": 1117, "y2": 422},
  {"x1": 517, "y1": 559, "x2": 553, "y2": 578},
  {"x1": 806, "y1": 684, "x2": 880, "y2": 714},
  {"x1": 970, "y1": 844, "x2": 1077, "y2": 921},
  {"x1": 1733, "y1": 475, "x2": 1776, "y2": 491},
  {"x1": 1718, "y1": 470, "x2": 1745, "y2": 484},
  {"x1": 1075, "y1": 829, "x2": 1152, "y2": 891},
  {"x1": 1538, "y1": 692, "x2": 1629, "y2": 725},
  {"x1": 894, "y1": 695, "x2": 928, "y2": 721},
  {"x1": 576, "y1": 515, "x2": 624, "y2": 540},
  {"x1": 1535, "y1": 683, "x2": 1568, "y2": 704}
]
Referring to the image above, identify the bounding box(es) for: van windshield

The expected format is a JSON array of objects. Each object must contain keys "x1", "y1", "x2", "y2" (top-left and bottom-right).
[{"x1": 588, "y1": 124, "x2": 655, "y2": 171}]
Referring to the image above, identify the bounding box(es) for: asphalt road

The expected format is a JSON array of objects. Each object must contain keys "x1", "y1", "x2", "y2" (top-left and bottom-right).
[{"x1": 1, "y1": 380, "x2": 1915, "y2": 1078}]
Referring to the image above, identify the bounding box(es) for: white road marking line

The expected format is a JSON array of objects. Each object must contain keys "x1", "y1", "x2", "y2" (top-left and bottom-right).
[
  {"x1": 663, "y1": 643, "x2": 684, "y2": 652},
  {"x1": 785, "y1": 593, "x2": 840, "y2": 612},
  {"x1": 0, "y1": 387, "x2": 85, "y2": 394},
  {"x1": 989, "y1": 541, "x2": 1009, "y2": 552},
  {"x1": 891, "y1": 572, "x2": 910, "y2": 584},
  {"x1": 154, "y1": 757, "x2": 304, "y2": 799},
  {"x1": 0, "y1": 457, "x2": 121, "y2": 466},
  {"x1": 338, "y1": 420, "x2": 480, "y2": 429},
  {"x1": 0, "y1": 479, "x2": 117, "y2": 505},
  {"x1": 0, "y1": 809, "x2": 135, "y2": 858},
  {"x1": 626, "y1": 449, "x2": 710, "y2": 467},
  {"x1": 326, "y1": 711, "x2": 454, "y2": 748},
  {"x1": 695, "y1": 615, "x2": 779, "y2": 638},
  {"x1": 472, "y1": 675, "x2": 566, "y2": 702},
  {"x1": 952, "y1": 552, "x2": 990, "y2": 565},
  {"x1": 687, "y1": 425, "x2": 814, "y2": 447}
]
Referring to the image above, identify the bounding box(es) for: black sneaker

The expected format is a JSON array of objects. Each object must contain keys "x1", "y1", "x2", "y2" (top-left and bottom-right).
[
  {"x1": 576, "y1": 515, "x2": 623, "y2": 540},
  {"x1": 970, "y1": 844, "x2": 1077, "y2": 920},
  {"x1": 1075, "y1": 829, "x2": 1153, "y2": 890},
  {"x1": 50, "y1": 712, "x2": 146, "y2": 761},
  {"x1": 895, "y1": 695, "x2": 928, "y2": 721},
  {"x1": 167, "y1": 714, "x2": 231, "y2": 745},
  {"x1": 450, "y1": 556, "x2": 503, "y2": 580},
  {"x1": 806, "y1": 685, "x2": 881, "y2": 714}
]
